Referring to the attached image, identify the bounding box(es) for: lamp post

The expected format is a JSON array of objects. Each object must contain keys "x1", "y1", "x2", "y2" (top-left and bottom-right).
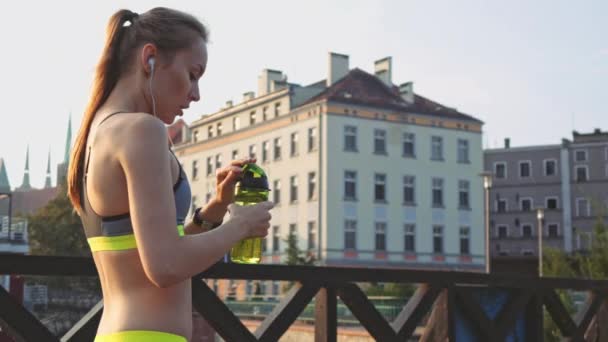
[
  {"x1": 479, "y1": 171, "x2": 493, "y2": 274},
  {"x1": 536, "y1": 207, "x2": 545, "y2": 277}
]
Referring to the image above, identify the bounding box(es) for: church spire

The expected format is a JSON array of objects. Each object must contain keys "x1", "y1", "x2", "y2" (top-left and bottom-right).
[
  {"x1": 19, "y1": 146, "x2": 31, "y2": 191},
  {"x1": 64, "y1": 114, "x2": 72, "y2": 164},
  {"x1": 0, "y1": 158, "x2": 10, "y2": 193},
  {"x1": 44, "y1": 148, "x2": 52, "y2": 188}
]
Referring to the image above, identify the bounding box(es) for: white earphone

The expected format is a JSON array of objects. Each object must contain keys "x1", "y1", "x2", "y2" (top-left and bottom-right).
[{"x1": 148, "y1": 57, "x2": 157, "y2": 119}]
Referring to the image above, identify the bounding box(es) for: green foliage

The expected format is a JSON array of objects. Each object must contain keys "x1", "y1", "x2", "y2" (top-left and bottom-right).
[
  {"x1": 25, "y1": 183, "x2": 89, "y2": 257},
  {"x1": 542, "y1": 213, "x2": 607, "y2": 340},
  {"x1": 283, "y1": 231, "x2": 316, "y2": 292}
]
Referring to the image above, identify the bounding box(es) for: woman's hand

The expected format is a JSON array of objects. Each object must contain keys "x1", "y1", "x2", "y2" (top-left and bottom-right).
[{"x1": 213, "y1": 157, "x2": 257, "y2": 207}]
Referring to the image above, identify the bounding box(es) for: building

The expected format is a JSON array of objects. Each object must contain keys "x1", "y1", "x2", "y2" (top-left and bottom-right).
[
  {"x1": 484, "y1": 129, "x2": 608, "y2": 260},
  {"x1": 174, "y1": 51, "x2": 485, "y2": 296}
]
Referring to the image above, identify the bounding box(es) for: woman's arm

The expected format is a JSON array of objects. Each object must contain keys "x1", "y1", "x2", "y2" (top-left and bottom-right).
[{"x1": 119, "y1": 115, "x2": 272, "y2": 287}]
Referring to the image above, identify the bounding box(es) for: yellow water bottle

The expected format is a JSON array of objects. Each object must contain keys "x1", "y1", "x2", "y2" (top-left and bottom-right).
[{"x1": 230, "y1": 163, "x2": 270, "y2": 264}]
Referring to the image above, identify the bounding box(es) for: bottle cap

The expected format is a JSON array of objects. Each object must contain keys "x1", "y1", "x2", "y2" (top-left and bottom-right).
[{"x1": 238, "y1": 163, "x2": 270, "y2": 191}]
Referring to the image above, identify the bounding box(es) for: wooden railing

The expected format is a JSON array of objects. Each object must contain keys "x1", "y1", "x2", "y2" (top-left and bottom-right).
[{"x1": 1, "y1": 254, "x2": 608, "y2": 341}]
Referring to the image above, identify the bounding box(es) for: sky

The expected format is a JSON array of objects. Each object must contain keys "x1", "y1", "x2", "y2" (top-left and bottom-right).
[{"x1": 0, "y1": 0, "x2": 606, "y2": 190}]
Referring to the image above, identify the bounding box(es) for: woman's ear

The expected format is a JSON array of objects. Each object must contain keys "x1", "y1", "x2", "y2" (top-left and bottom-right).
[{"x1": 141, "y1": 43, "x2": 158, "y2": 75}]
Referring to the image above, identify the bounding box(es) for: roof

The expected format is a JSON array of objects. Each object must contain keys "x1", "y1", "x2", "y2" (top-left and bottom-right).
[
  {"x1": 10, "y1": 187, "x2": 62, "y2": 216},
  {"x1": 302, "y1": 68, "x2": 483, "y2": 123}
]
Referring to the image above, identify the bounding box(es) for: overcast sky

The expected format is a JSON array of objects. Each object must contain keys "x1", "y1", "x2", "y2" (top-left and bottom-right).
[{"x1": 0, "y1": 0, "x2": 606, "y2": 189}]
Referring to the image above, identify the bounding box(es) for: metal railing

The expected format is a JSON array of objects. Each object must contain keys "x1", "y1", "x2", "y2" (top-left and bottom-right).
[{"x1": 1, "y1": 254, "x2": 608, "y2": 341}]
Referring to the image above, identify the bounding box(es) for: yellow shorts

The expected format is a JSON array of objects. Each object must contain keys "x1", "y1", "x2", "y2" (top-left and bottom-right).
[{"x1": 94, "y1": 330, "x2": 187, "y2": 342}]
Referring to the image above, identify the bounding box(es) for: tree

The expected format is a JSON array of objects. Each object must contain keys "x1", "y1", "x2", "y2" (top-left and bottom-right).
[
  {"x1": 24, "y1": 182, "x2": 97, "y2": 291},
  {"x1": 542, "y1": 211, "x2": 608, "y2": 341},
  {"x1": 282, "y1": 231, "x2": 316, "y2": 292}
]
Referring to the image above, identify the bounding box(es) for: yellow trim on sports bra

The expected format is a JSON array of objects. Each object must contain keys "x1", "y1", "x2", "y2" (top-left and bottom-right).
[{"x1": 88, "y1": 225, "x2": 185, "y2": 252}]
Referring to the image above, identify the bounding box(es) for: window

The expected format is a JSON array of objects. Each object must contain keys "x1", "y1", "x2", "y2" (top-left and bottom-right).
[
  {"x1": 215, "y1": 154, "x2": 222, "y2": 170},
  {"x1": 249, "y1": 144, "x2": 257, "y2": 159},
  {"x1": 457, "y1": 139, "x2": 469, "y2": 163},
  {"x1": 273, "y1": 180, "x2": 281, "y2": 204},
  {"x1": 496, "y1": 198, "x2": 508, "y2": 213},
  {"x1": 458, "y1": 180, "x2": 470, "y2": 209},
  {"x1": 575, "y1": 149, "x2": 587, "y2": 162},
  {"x1": 544, "y1": 159, "x2": 557, "y2": 176},
  {"x1": 249, "y1": 111, "x2": 256, "y2": 125},
  {"x1": 460, "y1": 227, "x2": 470, "y2": 255},
  {"x1": 375, "y1": 174, "x2": 387, "y2": 202},
  {"x1": 575, "y1": 165, "x2": 588, "y2": 182},
  {"x1": 375, "y1": 222, "x2": 387, "y2": 251},
  {"x1": 344, "y1": 171, "x2": 357, "y2": 200},
  {"x1": 193, "y1": 130, "x2": 199, "y2": 142},
  {"x1": 290, "y1": 175, "x2": 298, "y2": 203},
  {"x1": 403, "y1": 176, "x2": 415, "y2": 204},
  {"x1": 495, "y1": 162, "x2": 507, "y2": 179},
  {"x1": 233, "y1": 117, "x2": 240, "y2": 130},
  {"x1": 262, "y1": 238, "x2": 267, "y2": 253},
  {"x1": 308, "y1": 127, "x2": 316, "y2": 152},
  {"x1": 262, "y1": 141, "x2": 269, "y2": 163},
  {"x1": 344, "y1": 126, "x2": 357, "y2": 152},
  {"x1": 402, "y1": 133, "x2": 415, "y2": 158},
  {"x1": 274, "y1": 102, "x2": 281, "y2": 117},
  {"x1": 520, "y1": 198, "x2": 533, "y2": 211},
  {"x1": 206, "y1": 157, "x2": 213, "y2": 175},
  {"x1": 307, "y1": 221, "x2": 316, "y2": 250},
  {"x1": 519, "y1": 161, "x2": 531, "y2": 178},
  {"x1": 432, "y1": 178, "x2": 444, "y2": 207},
  {"x1": 546, "y1": 197, "x2": 558, "y2": 210},
  {"x1": 192, "y1": 160, "x2": 199, "y2": 180},
  {"x1": 307, "y1": 172, "x2": 316, "y2": 200},
  {"x1": 576, "y1": 198, "x2": 590, "y2": 217},
  {"x1": 404, "y1": 224, "x2": 415, "y2": 252},
  {"x1": 232, "y1": 149, "x2": 239, "y2": 161},
  {"x1": 262, "y1": 106, "x2": 268, "y2": 121},
  {"x1": 431, "y1": 136, "x2": 443, "y2": 161},
  {"x1": 205, "y1": 190, "x2": 212, "y2": 204},
  {"x1": 217, "y1": 122, "x2": 223, "y2": 136},
  {"x1": 289, "y1": 223, "x2": 297, "y2": 236},
  {"x1": 548, "y1": 224, "x2": 559, "y2": 238},
  {"x1": 272, "y1": 226, "x2": 280, "y2": 252},
  {"x1": 522, "y1": 224, "x2": 533, "y2": 238},
  {"x1": 208, "y1": 125, "x2": 213, "y2": 138},
  {"x1": 274, "y1": 137, "x2": 282, "y2": 160},
  {"x1": 290, "y1": 132, "x2": 299, "y2": 156},
  {"x1": 433, "y1": 226, "x2": 443, "y2": 253},
  {"x1": 344, "y1": 220, "x2": 357, "y2": 250},
  {"x1": 497, "y1": 225, "x2": 509, "y2": 238},
  {"x1": 374, "y1": 129, "x2": 387, "y2": 154}
]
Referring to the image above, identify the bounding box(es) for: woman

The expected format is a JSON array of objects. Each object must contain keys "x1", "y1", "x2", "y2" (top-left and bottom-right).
[{"x1": 67, "y1": 7, "x2": 274, "y2": 342}]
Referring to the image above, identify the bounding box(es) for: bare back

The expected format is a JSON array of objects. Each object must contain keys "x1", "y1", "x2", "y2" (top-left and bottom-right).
[{"x1": 84, "y1": 112, "x2": 192, "y2": 339}]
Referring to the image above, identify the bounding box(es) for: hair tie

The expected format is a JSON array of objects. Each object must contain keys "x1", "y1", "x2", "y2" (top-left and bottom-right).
[{"x1": 123, "y1": 11, "x2": 139, "y2": 27}]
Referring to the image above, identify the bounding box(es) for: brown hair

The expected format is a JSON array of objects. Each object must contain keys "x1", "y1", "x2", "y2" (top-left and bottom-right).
[{"x1": 68, "y1": 7, "x2": 208, "y2": 211}]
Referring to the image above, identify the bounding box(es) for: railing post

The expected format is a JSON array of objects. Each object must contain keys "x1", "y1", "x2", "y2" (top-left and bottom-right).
[
  {"x1": 525, "y1": 291, "x2": 543, "y2": 342},
  {"x1": 314, "y1": 287, "x2": 336, "y2": 342}
]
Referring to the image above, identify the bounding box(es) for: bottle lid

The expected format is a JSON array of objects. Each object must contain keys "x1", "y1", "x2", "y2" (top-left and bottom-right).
[{"x1": 238, "y1": 163, "x2": 270, "y2": 191}]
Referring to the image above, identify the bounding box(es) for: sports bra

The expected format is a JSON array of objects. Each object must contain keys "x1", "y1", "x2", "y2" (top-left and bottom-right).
[{"x1": 78, "y1": 111, "x2": 192, "y2": 252}]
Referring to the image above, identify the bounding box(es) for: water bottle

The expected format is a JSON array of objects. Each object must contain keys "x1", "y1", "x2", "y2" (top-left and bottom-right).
[{"x1": 230, "y1": 163, "x2": 270, "y2": 264}]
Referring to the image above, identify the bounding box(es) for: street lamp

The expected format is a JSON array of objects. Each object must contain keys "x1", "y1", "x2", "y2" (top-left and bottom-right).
[
  {"x1": 536, "y1": 206, "x2": 545, "y2": 277},
  {"x1": 479, "y1": 171, "x2": 493, "y2": 274}
]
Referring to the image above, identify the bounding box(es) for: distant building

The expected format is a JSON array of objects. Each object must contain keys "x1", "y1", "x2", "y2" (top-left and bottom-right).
[
  {"x1": 484, "y1": 129, "x2": 608, "y2": 259},
  {"x1": 174, "y1": 52, "x2": 486, "y2": 292}
]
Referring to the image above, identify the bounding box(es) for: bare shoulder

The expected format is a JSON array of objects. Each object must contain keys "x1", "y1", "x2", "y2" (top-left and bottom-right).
[{"x1": 108, "y1": 113, "x2": 168, "y2": 168}]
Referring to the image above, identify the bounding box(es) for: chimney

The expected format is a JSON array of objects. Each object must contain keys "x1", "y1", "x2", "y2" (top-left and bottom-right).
[
  {"x1": 399, "y1": 82, "x2": 414, "y2": 105},
  {"x1": 504, "y1": 138, "x2": 510, "y2": 149},
  {"x1": 327, "y1": 52, "x2": 349, "y2": 86},
  {"x1": 224, "y1": 100, "x2": 233, "y2": 109},
  {"x1": 374, "y1": 57, "x2": 392, "y2": 86},
  {"x1": 243, "y1": 91, "x2": 255, "y2": 102},
  {"x1": 257, "y1": 69, "x2": 284, "y2": 96}
]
